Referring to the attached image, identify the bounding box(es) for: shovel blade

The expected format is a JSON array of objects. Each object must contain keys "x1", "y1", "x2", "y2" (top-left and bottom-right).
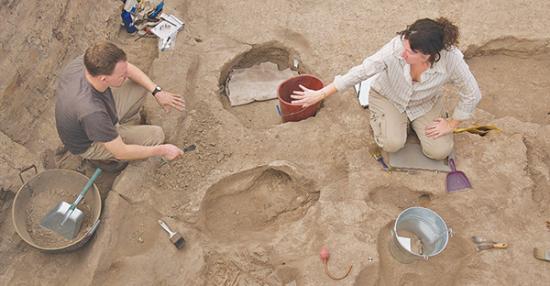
[
  {"x1": 446, "y1": 171, "x2": 472, "y2": 192},
  {"x1": 40, "y1": 201, "x2": 84, "y2": 240}
]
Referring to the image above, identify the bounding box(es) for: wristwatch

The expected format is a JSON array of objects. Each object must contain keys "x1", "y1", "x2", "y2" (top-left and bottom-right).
[{"x1": 152, "y1": 86, "x2": 162, "y2": 97}]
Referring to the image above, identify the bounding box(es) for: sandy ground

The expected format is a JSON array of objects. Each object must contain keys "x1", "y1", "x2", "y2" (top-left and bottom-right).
[{"x1": 1, "y1": 0, "x2": 550, "y2": 285}]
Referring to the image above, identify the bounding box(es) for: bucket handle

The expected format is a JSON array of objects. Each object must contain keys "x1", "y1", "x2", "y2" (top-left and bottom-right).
[{"x1": 18, "y1": 164, "x2": 37, "y2": 184}]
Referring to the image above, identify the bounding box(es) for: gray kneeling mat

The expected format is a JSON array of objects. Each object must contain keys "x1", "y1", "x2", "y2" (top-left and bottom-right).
[{"x1": 387, "y1": 134, "x2": 451, "y2": 172}]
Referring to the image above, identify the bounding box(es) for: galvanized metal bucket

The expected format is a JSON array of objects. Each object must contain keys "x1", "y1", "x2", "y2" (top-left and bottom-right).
[{"x1": 389, "y1": 207, "x2": 452, "y2": 263}]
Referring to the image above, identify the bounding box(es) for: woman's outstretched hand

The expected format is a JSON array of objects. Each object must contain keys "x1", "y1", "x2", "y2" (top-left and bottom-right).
[{"x1": 290, "y1": 84, "x2": 325, "y2": 107}]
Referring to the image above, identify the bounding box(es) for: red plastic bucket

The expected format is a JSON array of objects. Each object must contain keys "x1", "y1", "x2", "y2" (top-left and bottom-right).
[{"x1": 277, "y1": 74, "x2": 323, "y2": 122}]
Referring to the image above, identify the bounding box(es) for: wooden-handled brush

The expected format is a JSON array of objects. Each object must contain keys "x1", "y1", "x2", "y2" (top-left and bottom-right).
[
  {"x1": 159, "y1": 220, "x2": 185, "y2": 249},
  {"x1": 534, "y1": 248, "x2": 550, "y2": 262}
]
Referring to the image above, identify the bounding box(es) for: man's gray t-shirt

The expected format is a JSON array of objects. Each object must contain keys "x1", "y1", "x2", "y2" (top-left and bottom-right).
[{"x1": 55, "y1": 56, "x2": 119, "y2": 154}]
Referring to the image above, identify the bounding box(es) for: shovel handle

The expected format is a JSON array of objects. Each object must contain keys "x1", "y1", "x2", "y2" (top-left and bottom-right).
[{"x1": 71, "y1": 168, "x2": 102, "y2": 209}]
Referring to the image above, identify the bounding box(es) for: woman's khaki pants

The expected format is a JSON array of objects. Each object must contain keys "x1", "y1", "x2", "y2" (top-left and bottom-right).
[{"x1": 369, "y1": 90, "x2": 453, "y2": 160}]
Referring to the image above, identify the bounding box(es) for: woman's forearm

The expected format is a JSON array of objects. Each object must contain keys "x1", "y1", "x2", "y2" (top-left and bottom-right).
[{"x1": 318, "y1": 83, "x2": 338, "y2": 99}]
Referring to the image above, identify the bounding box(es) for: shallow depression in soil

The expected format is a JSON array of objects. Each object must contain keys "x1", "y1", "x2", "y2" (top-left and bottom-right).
[{"x1": 200, "y1": 165, "x2": 319, "y2": 240}]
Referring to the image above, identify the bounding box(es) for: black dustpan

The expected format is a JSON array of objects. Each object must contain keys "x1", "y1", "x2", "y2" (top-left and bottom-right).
[{"x1": 446, "y1": 157, "x2": 472, "y2": 192}]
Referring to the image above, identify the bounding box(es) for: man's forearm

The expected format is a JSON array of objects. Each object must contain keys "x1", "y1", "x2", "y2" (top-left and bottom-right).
[
  {"x1": 103, "y1": 136, "x2": 167, "y2": 161},
  {"x1": 127, "y1": 62, "x2": 157, "y2": 92},
  {"x1": 109, "y1": 143, "x2": 163, "y2": 161}
]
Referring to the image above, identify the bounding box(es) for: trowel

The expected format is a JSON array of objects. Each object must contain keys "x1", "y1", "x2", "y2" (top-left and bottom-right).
[
  {"x1": 160, "y1": 144, "x2": 197, "y2": 166},
  {"x1": 472, "y1": 236, "x2": 508, "y2": 251}
]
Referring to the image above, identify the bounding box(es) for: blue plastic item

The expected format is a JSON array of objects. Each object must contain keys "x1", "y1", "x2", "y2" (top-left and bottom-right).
[
  {"x1": 121, "y1": 10, "x2": 137, "y2": 33},
  {"x1": 148, "y1": 1, "x2": 164, "y2": 19}
]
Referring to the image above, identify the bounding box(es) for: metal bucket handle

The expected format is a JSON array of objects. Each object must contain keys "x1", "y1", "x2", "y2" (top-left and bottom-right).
[
  {"x1": 18, "y1": 164, "x2": 37, "y2": 184},
  {"x1": 420, "y1": 227, "x2": 456, "y2": 260}
]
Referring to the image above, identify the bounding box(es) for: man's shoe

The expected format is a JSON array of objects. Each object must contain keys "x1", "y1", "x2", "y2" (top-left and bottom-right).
[{"x1": 87, "y1": 160, "x2": 128, "y2": 173}]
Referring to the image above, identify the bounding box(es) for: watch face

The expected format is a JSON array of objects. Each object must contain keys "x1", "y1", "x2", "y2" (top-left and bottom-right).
[{"x1": 153, "y1": 86, "x2": 162, "y2": 95}]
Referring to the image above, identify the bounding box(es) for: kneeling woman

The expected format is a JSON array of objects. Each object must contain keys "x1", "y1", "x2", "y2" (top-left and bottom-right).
[{"x1": 292, "y1": 17, "x2": 481, "y2": 160}]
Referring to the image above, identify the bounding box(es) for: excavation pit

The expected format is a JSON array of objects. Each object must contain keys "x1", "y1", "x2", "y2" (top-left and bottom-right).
[{"x1": 219, "y1": 43, "x2": 320, "y2": 129}]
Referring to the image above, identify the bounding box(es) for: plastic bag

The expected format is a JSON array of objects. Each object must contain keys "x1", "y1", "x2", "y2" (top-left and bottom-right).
[{"x1": 159, "y1": 32, "x2": 177, "y2": 51}]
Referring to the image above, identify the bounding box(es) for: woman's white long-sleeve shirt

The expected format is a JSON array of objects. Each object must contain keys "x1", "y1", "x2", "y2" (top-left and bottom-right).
[{"x1": 333, "y1": 36, "x2": 481, "y2": 121}]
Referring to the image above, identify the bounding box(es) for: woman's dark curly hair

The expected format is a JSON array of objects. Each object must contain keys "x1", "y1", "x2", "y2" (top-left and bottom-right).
[{"x1": 397, "y1": 17, "x2": 459, "y2": 64}]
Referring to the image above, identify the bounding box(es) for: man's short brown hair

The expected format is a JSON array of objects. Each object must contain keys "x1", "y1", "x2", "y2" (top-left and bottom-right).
[{"x1": 84, "y1": 42, "x2": 127, "y2": 76}]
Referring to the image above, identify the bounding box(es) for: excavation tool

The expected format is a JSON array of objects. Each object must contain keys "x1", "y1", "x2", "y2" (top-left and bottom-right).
[
  {"x1": 472, "y1": 236, "x2": 508, "y2": 251},
  {"x1": 446, "y1": 157, "x2": 471, "y2": 192},
  {"x1": 160, "y1": 143, "x2": 197, "y2": 166},
  {"x1": 369, "y1": 145, "x2": 392, "y2": 172},
  {"x1": 41, "y1": 168, "x2": 102, "y2": 239},
  {"x1": 454, "y1": 125, "x2": 501, "y2": 136},
  {"x1": 476, "y1": 242, "x2": 508, "y2": 251},
  {"x1": 158, "y1": 219, "x2": 185, "y2": 249},
  {"x1": 181, "y1": 144, "x2": 197, "y2": 153},
  {"x1": 319, "y1": 246, "x2": 353, "y2": 281},
  {"x1": 534, "y1": 248, "x2": 550, "y2": 262}
]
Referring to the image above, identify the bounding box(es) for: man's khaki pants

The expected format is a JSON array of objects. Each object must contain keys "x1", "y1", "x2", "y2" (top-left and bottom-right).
[
  {"x1": 81, "y1": 82, "x2": 165, "y2": 161},
  {"x1": 369, "y1": 90, "x2": 453, "y2": 160}
]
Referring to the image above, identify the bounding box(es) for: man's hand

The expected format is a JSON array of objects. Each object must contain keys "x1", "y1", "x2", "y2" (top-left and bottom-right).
[
  {"x1": 425, "y1": 118, "x2": 460, "y2": 139},
  {"x1": 154, "y1": 90, "x2": 186, "y2": 112},
  {"x1": 158, "y1": 144, "x2": 184, "y2": 160},
  {"x1": 126, "y1": 63, "x2": 186, "y2": 112}
]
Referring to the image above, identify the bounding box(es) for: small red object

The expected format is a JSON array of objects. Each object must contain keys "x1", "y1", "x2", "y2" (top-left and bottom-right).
[
  {"x1": 319, "y1": 246, "x2": 352, "y2": 281},
  {"x1": 320, "y1": 246, "x2": 330, "y2": 263}
]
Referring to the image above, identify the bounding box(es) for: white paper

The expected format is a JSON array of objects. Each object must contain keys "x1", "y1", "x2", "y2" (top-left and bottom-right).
[
  {"x1": 226, "y1": 62, "x2": 298, "y2": 106},
  {"x1": 150, "y1": 21, "x2": 178, "y2": 39},
  {"x1": 354, "y1": 74, "x2": 379, "y2": 108},
  {"x1": 160, "y1": 13, "x2": 184, "y2": 29},
  {"x1": 397, "y1": 235, "x2": 412, "y2": 251},
  {"x1": 150, "y1": 14, "x2": 185, "y2": 51}
]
